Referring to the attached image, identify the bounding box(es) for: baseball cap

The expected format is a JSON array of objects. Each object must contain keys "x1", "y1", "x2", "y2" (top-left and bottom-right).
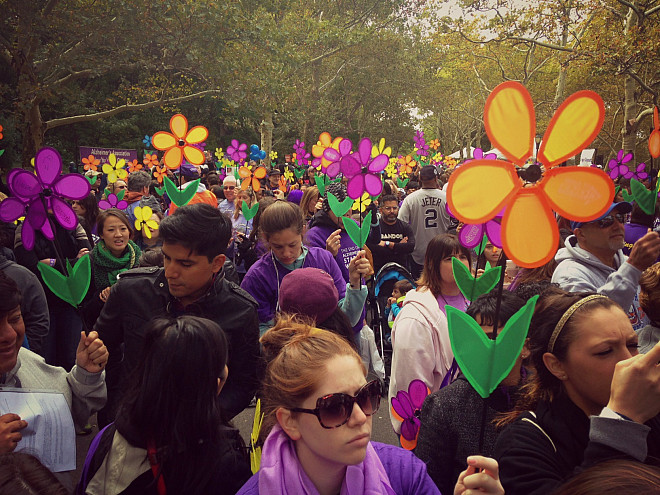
[
  {"x1": 570, "y1": 202, "x2": 633, "y2": 230},
  {"x1": 268, "y1": 168, "x2": 281, "y2": 177},
  {"x1": 420, "y1": 165, "x2": 438, "y2": 181},
  {"x1": 84, "y1": 170, "x2": 101, "y2": 178},
  {"x1": 278, "y1": 268, "x2": 339, "y2": 324}
]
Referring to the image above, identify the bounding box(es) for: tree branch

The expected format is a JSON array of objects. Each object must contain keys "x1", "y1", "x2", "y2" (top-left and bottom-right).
[{"x1": 45, "y1": 90, "x2": 223, "y2": 131}]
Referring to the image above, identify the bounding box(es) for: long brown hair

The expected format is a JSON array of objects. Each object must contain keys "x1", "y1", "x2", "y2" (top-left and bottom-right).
[
  {"x1": 299, "y1": 185, "x2": 319, "y2": 217},
  {"x1": 416, "y1": 233, "x2": 471, "y2": 296},
  {"x1": 497, "y1": 287, "x2": 619, "y2": 426},
  {"x1": 260, "y1": 200, "x2": 304, "y2": 241},
  {"x1": 259, "y1": 315, "x2": 365, "y2": 439},
  {"x1": 553, "y1": 459, "x2": 660, "y2": 494}
]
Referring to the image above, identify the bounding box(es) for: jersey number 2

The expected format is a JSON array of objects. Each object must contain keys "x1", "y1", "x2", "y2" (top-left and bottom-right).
[{"x1": 425, "y1": 208, "x2": 438, "y2": 229}]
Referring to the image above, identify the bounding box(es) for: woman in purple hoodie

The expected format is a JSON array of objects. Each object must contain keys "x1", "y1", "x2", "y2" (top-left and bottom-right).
[
  {"x1": 241, "y1": 201, "x2": 370, "y2": 335},
  {"x1": 237, "y1": 317, "x2": 441, "y2": 495}
]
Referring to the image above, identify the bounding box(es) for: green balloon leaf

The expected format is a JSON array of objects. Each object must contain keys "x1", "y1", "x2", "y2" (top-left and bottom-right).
[
  {"x1": 315, "y1": 175, "x2": 326, "y2": 197},
  {"x1": 155, "y1": 185, "x2": 165, "y2": 196},
  {"x1": 242, "y1": 201, "x2": 259, "y2": 221},
  {"x1": 294, "y1": 167, "x2": 305, "y2": 179},
  {"x1": 475, "y1": 234, "x2": 488, "y2": 256},
  {"x1": 104, "y1": 187, "x2": 111, "y2": 197},
  {"x1": 234, "y1": 168, "x2": 241, "y2": 181},
  {"x1": 446, "y1": 295, "x2": 538, "y2": 398},
  {"x1": 343, "y1": 211, "x2": 372, "y2": 248},
  {"x1": 163, "y1": 176, "x2": 199, "y2": 207},
  {"x1": 0, "y1": 149, "x2": 5, "y2": 157},
  {"x1": 621, "y1": 188, "x2": 634, "y2": 202},
  {"x1": 86, "y1": 175, "x2": 97, "y2": 186},
  {"x1": 328, "y1": 192, "x2": 353, "y2": 217},
  {"x1": 630, "y1": 178, "x2": 658, "y2": 215},
  {"x1": 116, "y1": 189, "x2": 126, "y2": 201},
  {"x1": 37, "y1": 256, "x2": 91, "y2": 308},
  {"x1": 452, "y1": 257, "x2": 502, "y2": 301},
  {"x1": 397, "y1": 177, "x2": 409, "y2": 188}
]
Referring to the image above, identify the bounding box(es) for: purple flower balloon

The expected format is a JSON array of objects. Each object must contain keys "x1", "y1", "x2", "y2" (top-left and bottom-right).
[
  {"x1": 0, "y1": 147, "x2": 90, "y2": 250},
  {"x1": 98, "y1": 194, "x2": 128, "y2": 211},
  {"x1": 293, "y1": 140, "x2": 311, "y2": 165},
  {"x1": 447, "y1": 204, "x2": 503, "y2": 249},
  {"x1": 227, "y1": 139, "x2": 247, "y2": 162},
  {"x1": 342, "y1": 138, "x2": 388, "y2": 199},
  {"x1": 391, "y1": 379, "x2": 429, "y2": 442},
  {"x1": 632, "y1": 162, "x2": 648, "y2": 181},
  {"x1": 465, "y1": 148, "x2": 497, "y2": 163},
  {"x1": 608, "y1": 150, "x2": 633, "y2": 180},
  {"x1": 323, "y1": 138, "x2": 354, "y2": 178}
]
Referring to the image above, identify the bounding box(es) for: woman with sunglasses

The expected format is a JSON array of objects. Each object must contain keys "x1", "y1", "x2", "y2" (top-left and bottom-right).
[
  {"x1": 552, "y1": 202, "x2": 660, "y2": 331},
  {"x1": 237, "y1": 316, "x2": 440, "y2": 494}
]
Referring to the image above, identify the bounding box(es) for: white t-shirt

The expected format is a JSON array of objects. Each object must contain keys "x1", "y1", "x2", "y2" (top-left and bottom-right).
[{"x1": 398, "y1": 188, "x2": 451, "y2": 264}]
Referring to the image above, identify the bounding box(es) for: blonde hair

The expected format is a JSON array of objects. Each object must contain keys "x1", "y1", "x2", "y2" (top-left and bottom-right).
[{"x1": 233, "y1": 188, "x2": 253, "y2": 220}]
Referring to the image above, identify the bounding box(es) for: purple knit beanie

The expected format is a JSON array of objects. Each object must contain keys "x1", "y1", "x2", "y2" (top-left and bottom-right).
[{"x1": 278, "y1": 267, "x2": 338, "y2": 323}]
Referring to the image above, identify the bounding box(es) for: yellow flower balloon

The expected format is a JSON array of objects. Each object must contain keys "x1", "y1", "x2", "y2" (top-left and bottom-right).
[
  {"x1": 371, "y1": 138, "x2": 392, "y2": 158},
  {"x1": 134, "y1": 206, "x2": 159, "y2": 239},
  {"x1": 102, "y1": 153, "x2": 127, "y2": 183},
  {"x1": 352, "y1": 193, "x2": 372, "y2": 212}
]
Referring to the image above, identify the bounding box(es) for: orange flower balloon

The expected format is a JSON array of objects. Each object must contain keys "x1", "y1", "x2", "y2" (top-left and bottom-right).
[
  {"x1": 239, "y1": 166, "x2": 267, "y2": 191},
  {"x1": 82, "y1": 155, "x2": 100, "y2": 172},
  {"x1": 143, "y1": 153, "x2": 159, "y2": 167},
  {"x1": 649, "y1": 106, "x2": 660, "y2": 159},
  {"x1": 448, "y1": 82, "x2": 613, "y2": 268},
  {"x1": 153, "y1": 165, "x2": 167, "y2": 184},
  {"x1": 398, "y1": 155, "x2": 415, "y2": 175},
  {"x1": 152, "y1": 114, "x2": 208, "y2": 169},
  {"x1": 128, "y1": 159, "x2": 143, "y2": 173}
]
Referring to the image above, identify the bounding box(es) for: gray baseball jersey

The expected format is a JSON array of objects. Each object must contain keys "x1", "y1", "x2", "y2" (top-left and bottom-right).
[{"x1": 398, "y1": 187, "x2": 451, "y2": 264}]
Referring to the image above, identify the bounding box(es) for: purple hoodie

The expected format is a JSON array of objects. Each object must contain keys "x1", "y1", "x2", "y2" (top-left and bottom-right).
[
  {"x1": 241, "y1": 247, "x2": 346, "y2": 324},
  {"x1": 236, "y1": 441, "x2": 441, "y2": 494},
  {"x1": 306, "y1": 213, "x2": 362, "y2": 283}
]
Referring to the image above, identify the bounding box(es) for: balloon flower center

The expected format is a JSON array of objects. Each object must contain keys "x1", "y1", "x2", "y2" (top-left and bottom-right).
[
  {"x1": 518, "y1": 164, "x2": 543, "y2": 184},
  {"x1": 42, "y1": 188, "x2": 53, "y2": 197},
  {"x1": 178, "y1": 139, "x2": 185, "y2": 147}
]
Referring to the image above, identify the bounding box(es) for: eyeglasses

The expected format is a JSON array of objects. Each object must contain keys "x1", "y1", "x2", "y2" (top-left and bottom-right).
[
  {"x1": 290, "y1": 379, "x2": 382, "y2": 428},
  {"x1": 223, "y1": 186, "x2": 235, "y2": 190},
  {"x1": 590, "y1": 213, "x2": 625, "y2": 228}
]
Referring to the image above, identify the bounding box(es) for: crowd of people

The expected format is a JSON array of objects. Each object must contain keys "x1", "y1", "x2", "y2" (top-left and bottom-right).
[{"x1": 0, "y1": 154, "x2": 659, "y2": 495}]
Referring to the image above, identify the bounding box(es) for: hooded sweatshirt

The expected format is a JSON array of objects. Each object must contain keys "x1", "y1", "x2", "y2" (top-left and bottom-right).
[
  {"x1": 552, "y1": 235, "x2": 648, "y2": 330},
  {"x1": 388, "y1": 287, "x2": 453, "y2": 433}
]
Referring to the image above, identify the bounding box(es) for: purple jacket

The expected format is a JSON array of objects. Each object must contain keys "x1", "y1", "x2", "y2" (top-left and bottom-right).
[
  {"x1": 306, "y1": 214, "x2": 361, "y2": 283},
  {"x1": 241, "y1": 247, "x2": 346, "y2": 324},
  {"x1": 236, "y1": 441, "x2": 440, "y2": 494}
]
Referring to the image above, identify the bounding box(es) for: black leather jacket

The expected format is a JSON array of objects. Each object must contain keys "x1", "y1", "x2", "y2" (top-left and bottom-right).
[{"x1": 94, "y1": 266, "x2": 260, "y2": 419}]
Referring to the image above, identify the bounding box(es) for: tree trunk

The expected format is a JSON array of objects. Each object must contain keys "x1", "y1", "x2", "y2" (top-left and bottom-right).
[
  {"x1": 622, "y1": 6, "x2": 639, "y2": 153},
  {"x1": 22, "y1": 102, "x2": 44, "y2": 168},
  {"x1": 260, "y1": 112, "x2": 274, "y2": 163},
  {"x1": 552, "y1": 10, "x2": 570, "y2": 111}
]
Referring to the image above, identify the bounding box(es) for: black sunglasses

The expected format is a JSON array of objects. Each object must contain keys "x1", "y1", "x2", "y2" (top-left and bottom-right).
[
  {"x1": 290, "y1": 379, "x2": 382, "y2": 429},
  {"x1": 590, "y1": 213, "x2": 625, "y2": 229},
  {"x1": 223, "y1": 186, "x2": 235, "y2": 190}
]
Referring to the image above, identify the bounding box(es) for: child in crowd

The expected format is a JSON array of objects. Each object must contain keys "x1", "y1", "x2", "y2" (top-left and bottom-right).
[{"x1": 385, "y1": 280, "x2": 414, "y2": 329}]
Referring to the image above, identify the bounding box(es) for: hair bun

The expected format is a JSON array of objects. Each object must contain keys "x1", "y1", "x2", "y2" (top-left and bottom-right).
[{"x1": 259, "y1": 315, "x2": 316, "y2": 362}]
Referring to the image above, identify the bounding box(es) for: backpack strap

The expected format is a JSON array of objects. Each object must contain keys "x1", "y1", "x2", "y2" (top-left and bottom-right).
[
  {"x1": 76, "y1": 423, "x2": 115, "y2": 495},
  {"x1": 440, "y1": 359, "x2": 459, "y2": 389},
  {"x1": 147, "y1": 439, "x2": 167, "y2": 495}
]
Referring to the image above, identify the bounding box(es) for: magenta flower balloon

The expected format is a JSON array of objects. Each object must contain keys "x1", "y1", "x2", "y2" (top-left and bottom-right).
[
  {"x1": 227, "y1": 139, "x2": 247, "y2": 162},
  {"x1": 98, "y1": 194, "x2": 128, "y2": 211},
  {"x1": 322, "y1": 138, "x2": 354, "y2": 178},
  {"x1": 447, "y1": 204, "x2": 503, "y2": 249},
  {"x1": 0, "y1": 147, "x2": 90, "y2": 250},
  {"x1": 343, "y1": 138, "x2": 389, "y2": 199},
  {"x1": 632, "y1": 162, "x2": 648, "y2": 181},
  {"x1": 465, "y1": 148, "x2": 497, "y2": 163},
  {"x1": 608, "y1": 150, "x2": 633, "y2": 180}
]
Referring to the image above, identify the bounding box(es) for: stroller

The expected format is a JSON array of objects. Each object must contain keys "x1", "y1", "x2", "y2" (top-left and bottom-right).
[{"x1": 366, "y1": 262, "x2": 416, "y2": 378}]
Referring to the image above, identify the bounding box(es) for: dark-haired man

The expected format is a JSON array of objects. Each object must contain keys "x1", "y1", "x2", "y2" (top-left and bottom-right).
[
  {"x1": 95, "y1": 204, "x2": 259, "y2": 425},
  {"x1": 367, "y1": 195, "x2": 415, "y2": 274},
  {"x1": 398, "y1": 165, "x2": 451, "y2": 278},
  {"x1": 552, "y1": 202, "x2": 660, "y2": 330}
]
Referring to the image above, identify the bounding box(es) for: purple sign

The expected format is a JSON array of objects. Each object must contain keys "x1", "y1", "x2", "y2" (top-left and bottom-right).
[{"x1": 78, "y1": 146, "x2": 138, "y2": 165}]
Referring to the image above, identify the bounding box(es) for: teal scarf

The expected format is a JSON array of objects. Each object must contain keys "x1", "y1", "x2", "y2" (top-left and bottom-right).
[{"x1": 92, "y1": 240, "x2": 141, "y2": 290}]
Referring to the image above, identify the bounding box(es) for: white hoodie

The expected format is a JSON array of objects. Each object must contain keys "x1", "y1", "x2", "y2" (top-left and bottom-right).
[
  {"x1": 552, "y1": 235, "x2": 648, "y2": 330},
  {"x1": 388, "y1": 287, "x2": 453, "y2": 433}
]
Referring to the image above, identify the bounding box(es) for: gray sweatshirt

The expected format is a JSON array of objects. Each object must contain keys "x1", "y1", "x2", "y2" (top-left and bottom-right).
[
  {"x1": 0, "y1": 348, "x2": 107, "y2": 429},
  {"x1": 552, "y1": 236, "x2": 648, "y2": 330}
]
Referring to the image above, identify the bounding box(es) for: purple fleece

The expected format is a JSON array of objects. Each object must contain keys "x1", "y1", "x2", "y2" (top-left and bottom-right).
[
  {"x1": 306, "y1": 224, "x2": 361, "y2": 283},
  {"x1": 236, "y1": 441, "x2": 441, "y2": 494},
  {"x1": 241, "y1": 246, "x2": 346, "y2": 324}
]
